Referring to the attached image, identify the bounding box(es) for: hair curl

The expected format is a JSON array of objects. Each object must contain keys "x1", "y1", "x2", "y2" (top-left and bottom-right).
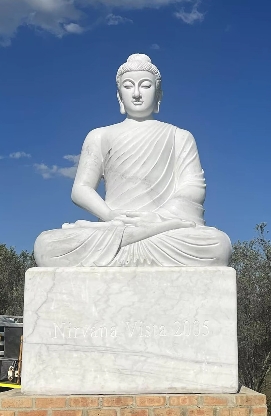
[{"x1": 116, "y1": 53, "x2": 162, "y2": 95}]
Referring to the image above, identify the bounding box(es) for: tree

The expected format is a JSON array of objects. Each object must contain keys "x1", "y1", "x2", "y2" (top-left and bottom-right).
[
  {"x1": 230, "y1": 223, "x2": 271, "y2": 393},
  {"x1": 0, "y1": 244, "x2": 36, "y2": 316},
  {"x1": 1, "y1": 227, "x2": 271, "y2": 397}
]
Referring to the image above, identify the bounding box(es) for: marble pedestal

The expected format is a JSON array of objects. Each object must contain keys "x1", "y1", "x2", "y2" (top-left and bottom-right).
[{"x1": 21, "y1": 267, "x2": 238, "y2": 395}]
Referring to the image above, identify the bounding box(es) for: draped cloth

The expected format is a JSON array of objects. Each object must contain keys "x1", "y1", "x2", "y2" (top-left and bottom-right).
[{"x1": 34, "y1": 121, "x2": 232, "y2": 267}]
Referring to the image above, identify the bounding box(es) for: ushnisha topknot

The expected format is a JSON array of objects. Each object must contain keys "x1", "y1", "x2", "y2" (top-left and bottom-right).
[
  {"x1": 116, "y1": 53, "x2": 162, "y2": 93},
  {"x1": 127, "y1": 53, "x2": 151, "y2": 64}
]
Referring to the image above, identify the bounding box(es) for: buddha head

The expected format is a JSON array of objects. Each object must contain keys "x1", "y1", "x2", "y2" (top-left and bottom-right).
[{"x1": 116, "y1": 53, "x2": 162, "y2": 119}]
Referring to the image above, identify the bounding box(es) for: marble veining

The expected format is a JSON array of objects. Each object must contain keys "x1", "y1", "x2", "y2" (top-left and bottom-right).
[
  {"x1": 22, "y1": 54, "x2": 238, "y2": 395},
  {"x1": 34, "y1": 54, "x2": 232, "y2": 268},
  {"x1": 21, "y1": 267, "x2": 238, "y2": 395}
]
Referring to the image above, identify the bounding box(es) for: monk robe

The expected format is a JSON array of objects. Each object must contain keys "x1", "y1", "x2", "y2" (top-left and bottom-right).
[{"x1": 34, "y1": 121, "x2": 232, "y2": 267}]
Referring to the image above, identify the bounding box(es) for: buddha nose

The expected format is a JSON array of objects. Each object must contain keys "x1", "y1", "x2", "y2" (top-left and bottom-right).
[{"x1": 133, "y1": 85, "x2": 141, "y2": 99}]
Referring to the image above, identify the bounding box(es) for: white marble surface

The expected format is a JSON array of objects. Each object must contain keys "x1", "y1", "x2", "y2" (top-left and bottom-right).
[
  {"x1": 21, "y1": 267, "x2": 238, "y2": 395},
  {"x1": 34, "y1": 54, "x2": 232, "y2": 268}
]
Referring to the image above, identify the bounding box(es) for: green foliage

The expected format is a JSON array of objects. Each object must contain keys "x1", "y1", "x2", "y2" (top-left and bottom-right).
[
  {"x1": 230, "y1": 223, "x2": 271, "y2": 392},
  {"x1": 0, "y1": 244, "x2": 36, "y2": 316}
]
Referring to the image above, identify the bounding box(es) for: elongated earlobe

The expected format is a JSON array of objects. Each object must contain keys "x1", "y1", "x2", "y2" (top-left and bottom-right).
[
  {"x1": 154, "y1": 101, "x2": 161, "y2": 114},
  {"x1": 154, "y1": 90, "x2": 162, "y2": 114},
  {"x1": 117, "y1": 91, "x2": 126, "y2": 115},
  {"x1": 120, "y1": 102, "x2": 126, "y2": 115}
]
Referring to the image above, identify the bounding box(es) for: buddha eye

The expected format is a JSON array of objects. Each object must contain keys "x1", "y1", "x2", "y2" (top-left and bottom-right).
[
  {"x1": 141, "y1": 83, "x2": 151, "y2": 89},
  {"x1": 123, "y1": 83, "x2": 133, "y2": 89}
]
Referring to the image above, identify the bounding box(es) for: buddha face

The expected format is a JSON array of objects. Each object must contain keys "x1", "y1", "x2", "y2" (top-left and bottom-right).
[{"x1": 118, "y1": 71, "x2": 159, "y2": 119}]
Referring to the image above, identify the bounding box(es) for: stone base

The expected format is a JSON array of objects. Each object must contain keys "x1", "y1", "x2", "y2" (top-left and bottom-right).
[
  {"x1": 0, "y1": 388, "x2": 267, "y2": 416},
  {"x1": 21, "y1": 267, "x2": 238, "y2": 395}
]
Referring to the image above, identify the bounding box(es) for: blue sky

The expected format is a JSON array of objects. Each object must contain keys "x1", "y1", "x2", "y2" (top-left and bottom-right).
[{"x1": 0, "y1": 0, "x2": 271, "y2": 252}]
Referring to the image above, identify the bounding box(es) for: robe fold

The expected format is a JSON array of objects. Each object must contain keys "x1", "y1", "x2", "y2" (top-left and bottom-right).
[{"x1": 34, "y1": 121, "x2": 232, "y2": 267}]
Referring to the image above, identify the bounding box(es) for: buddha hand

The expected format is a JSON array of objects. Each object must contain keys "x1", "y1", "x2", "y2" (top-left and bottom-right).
[{"x1": 113, "y1": 211, "x2": 163, "y2": 226}]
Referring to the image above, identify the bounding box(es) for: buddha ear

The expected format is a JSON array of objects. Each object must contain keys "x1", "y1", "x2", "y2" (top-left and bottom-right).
[
  {"x1": 154, "y1": 90, "x2": 163, "y2": 114},
  {"x1": 117, "y1": 91, "x2": 126, "y2": 115},
  {"x1": 154, "y1": 102, "x2": 160, "y2": 114}
]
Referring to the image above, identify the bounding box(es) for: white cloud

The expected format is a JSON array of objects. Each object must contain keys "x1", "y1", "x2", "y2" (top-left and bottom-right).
[
  {"x1": 9, "y1": 151, "x2": 31, "y2": 159},
  {"x1": 0, "y1": 0, "x2": 202, "y2": 46},
  {"x1": 63, "y1": 154, "x2": 80, "y2": 164},
  {"x1": 150, "y1": 43, "x2": 160, "y2": 50},
  {"x1": 106, "y1": 14, "x2": 133, "y2": 26},
  {"x1": 64, "y1": 22, "x2": 85, "y2": 33},
  {"x1": 34, "y1": 163, "x2": 59, "y2": 179},
  {"x1": 34, "y1": 154, "x2": 79, "y2": 179},
  {"x1": 175, "y1": 1, "x2": 204, "y2": 24},
  {"x1": 0, "y1": 155, "x2": 4, "y2": 160},
  {"x1": 94, "y1": 0, "x2": 193, "y2": 7},
  {"x1": 0, "y1": 0, "x2": 82, "y2": 46}
]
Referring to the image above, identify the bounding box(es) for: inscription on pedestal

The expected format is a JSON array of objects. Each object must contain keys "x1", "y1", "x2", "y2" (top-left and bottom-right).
[
  {"x1": 52, "y1": 320, "x2": 210, "y2": 339},
  {"x1": 22, "y1": 267, "x2": 238, "y2": 394}
]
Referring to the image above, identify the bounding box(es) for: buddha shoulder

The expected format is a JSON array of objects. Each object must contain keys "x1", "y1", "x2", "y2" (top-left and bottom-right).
[
  {"x1": 83, "y1": 123, "x2": 124, "y2": 145},
  {"x1": 83, "y1": 126, "x2": 107, "y2": 144},
  {"x1": 174, "y1": 127, "x2": 197, "y2": 146}
]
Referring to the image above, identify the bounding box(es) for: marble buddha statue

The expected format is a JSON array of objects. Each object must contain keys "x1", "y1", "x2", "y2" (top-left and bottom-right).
[{"x1": 34, "y1": 53, "x2": 232, "y2": 267}]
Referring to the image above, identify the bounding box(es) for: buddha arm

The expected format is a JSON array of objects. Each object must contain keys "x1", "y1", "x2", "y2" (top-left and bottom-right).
[
  {"x1": 156, "y1": 129, "x2": 206, "y2": 224},
  {"x1": 174, "y1": 129, "x2": 205, "y2": 202},
  {"x1": 71, "y1": 129, "x2": 112, "y2": 222}
]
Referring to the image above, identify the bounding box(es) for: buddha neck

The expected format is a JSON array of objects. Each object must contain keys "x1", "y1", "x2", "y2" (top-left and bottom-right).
[{"x1": 124, "y1": 114, "x2": 155, "y2": 124}]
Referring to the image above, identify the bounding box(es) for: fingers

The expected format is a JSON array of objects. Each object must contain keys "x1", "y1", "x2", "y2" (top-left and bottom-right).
[
  {"x1": 114, "y1": 215, "x2": 139, "y2": 225},
  {"x1": 111, "y1": 220, "x2": 126, "y2": 226},
  {"x1": 179, "y1": 220, "x2": 196, "y2": 228},
  {"x1": 124, "y1": 211, "x2": 146, "y2": 218},
  {"x1": 117, "y1": 210, "x2": 128, "y2": 216}
]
